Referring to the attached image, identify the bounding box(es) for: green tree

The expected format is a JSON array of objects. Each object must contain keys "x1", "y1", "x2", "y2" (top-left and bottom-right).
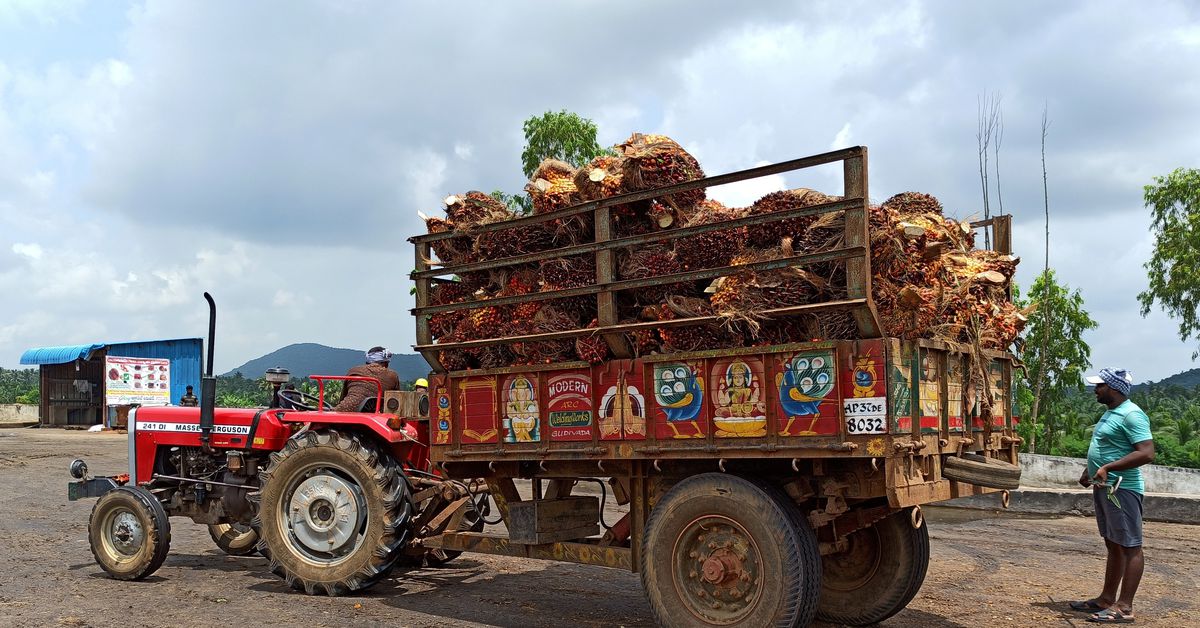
[
  {"x1": 1016, "y1": 270, "x2": 1098, "y2": 453},
  {"x1": 1138, "y1": 167, "x2": 1200, "y2": 358},
  {"x1": 520, "y1": 110, "x2": 607, "y2": 178}
]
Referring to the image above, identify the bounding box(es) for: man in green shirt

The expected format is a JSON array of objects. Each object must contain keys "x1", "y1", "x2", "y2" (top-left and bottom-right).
[{"x1": 1070, "y1": 368, "x2": 1155, "y2": 624}]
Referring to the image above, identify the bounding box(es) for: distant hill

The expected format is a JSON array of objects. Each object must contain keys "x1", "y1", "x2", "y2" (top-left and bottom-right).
[
  {"x1": 1141, "y1": 367, "x2": 1200, "y2": 390},
  {"x1": 224, "y1": 343, "x2": 431, "y2": 382}
]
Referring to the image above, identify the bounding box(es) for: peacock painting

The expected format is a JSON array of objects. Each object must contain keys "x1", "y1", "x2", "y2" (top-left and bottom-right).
[
  {"x1": 778, "y1": 354, "x2": 835, "y2": 417},
  {"x1": 654, "y1": 364, "x2": 704, "y2": 422}
]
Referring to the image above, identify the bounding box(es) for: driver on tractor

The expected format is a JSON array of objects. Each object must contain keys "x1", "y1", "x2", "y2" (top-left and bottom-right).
[{"x1": 334, "y1": 346, "x2": 401, "y2": 412}]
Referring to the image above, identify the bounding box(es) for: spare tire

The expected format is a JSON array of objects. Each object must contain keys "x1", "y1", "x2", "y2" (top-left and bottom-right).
[{"x1": 943, "y1": 453, "x2": 1021, "y2": 490}]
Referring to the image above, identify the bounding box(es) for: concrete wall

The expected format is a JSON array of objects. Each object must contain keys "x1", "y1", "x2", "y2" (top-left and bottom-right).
[
  {"x1": 1021, "y1": 453, "x2": 1200, "y2": 495},
  {"x1": 0, "y1": 404, "x2": 39, "y2": 424}
]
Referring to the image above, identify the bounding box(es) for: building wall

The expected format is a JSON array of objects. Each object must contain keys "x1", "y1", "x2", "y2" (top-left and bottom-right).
[
  {"x1": 1020, "y1": 453, "x2": 1200, "y2": 495},
  {"x1": 0, "y1": 404, "x2": 38, "y2": 424},
  {"x1": 105, "y1": 339, "x2": 202, "y2": 406}
]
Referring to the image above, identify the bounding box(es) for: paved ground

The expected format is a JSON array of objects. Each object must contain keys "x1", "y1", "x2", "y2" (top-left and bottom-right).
[{"x1": 2, "y1": 428, "x2": 1198, "y2": 627}]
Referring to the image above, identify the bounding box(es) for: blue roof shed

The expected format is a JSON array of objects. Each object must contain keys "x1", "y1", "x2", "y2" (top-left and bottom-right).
[{"x1": 21, "y1": 338, "x2": 203, "y2": 410}]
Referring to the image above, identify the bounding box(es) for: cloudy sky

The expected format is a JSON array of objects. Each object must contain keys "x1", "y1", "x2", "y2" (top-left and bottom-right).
[{"x1": 1, "y1": 0, "x2": 1197, "y2": 382}]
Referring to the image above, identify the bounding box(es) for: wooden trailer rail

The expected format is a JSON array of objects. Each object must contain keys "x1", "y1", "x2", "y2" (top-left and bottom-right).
[{"x1": 409, "y1": 146, "x2": 882, "y2": 373}]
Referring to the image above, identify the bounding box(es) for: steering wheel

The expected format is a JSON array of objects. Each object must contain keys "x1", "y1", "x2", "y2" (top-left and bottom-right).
[{"x1": 276, "y1": 389, "x2": 333, "y2": 412}]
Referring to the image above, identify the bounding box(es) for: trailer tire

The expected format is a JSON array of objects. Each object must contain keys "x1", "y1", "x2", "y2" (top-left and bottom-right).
[
  {"x1": 816, "y1": 508, "x2": 930, "y2": 626},
  {"x1": 641, "y1": 473, "x2": 820, "y2": 628},
  {"x1": 251, "y1": 429, "x2": 414, "y2": 596},
  {"x1": 88, "y1": 486, "x2": 172, "y2": 581},
  {"x1": 943, "y1": 453, "x2": 1021, "y2": 490},
  {"x1": 208, "y1": 523, "x2": 259, "y2": 557}
]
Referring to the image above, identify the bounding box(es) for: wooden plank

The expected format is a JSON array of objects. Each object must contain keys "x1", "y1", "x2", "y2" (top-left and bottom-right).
[
  {"x1": 485, "y1": 477, "x2": 521, "y2": 526},
  {"x1": 414, "y1": 246, "x2": 867, "y2": 317},
  {"x1": 594, "y1": 202, "x2": 633, "y2": 358},
  {"x1": 416, "y1": 299, "x2": 870, "y2": 353},
  {"x1": 509, "y1": 496, "x2": 600, "y2": 543},
  {"x1": 412, "y1": 197, "x2": 863, "y2": 279},
  {"x1": 842, "y1": 152, "x2": 883, "y2": 338},
  {"x1": 429, "y1": 531, "x2": 633, "y2": 570},
  {"x1": 412, "y1": 239, "x2": 444, "y2": 372}
]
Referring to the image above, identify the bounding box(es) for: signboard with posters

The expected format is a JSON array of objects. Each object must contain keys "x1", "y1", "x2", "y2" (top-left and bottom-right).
[{"x1": 105, "y1": 356, "x2": 171, "y2": 406}]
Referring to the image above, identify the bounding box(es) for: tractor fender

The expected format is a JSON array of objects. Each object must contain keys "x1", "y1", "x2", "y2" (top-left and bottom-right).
[{"x1": 274, "y1": 410, "x2": 416, "y2": 445}]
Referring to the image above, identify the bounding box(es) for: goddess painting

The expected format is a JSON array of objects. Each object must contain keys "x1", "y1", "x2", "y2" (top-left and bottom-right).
[{"x1": 504, "y1": 376, "x2": 539, "y2": 442}]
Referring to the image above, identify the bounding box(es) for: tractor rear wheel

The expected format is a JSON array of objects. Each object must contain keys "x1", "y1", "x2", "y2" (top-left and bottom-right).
[
  {"x1": 88, "y1": 486, "x2": 171, "y2": 581},
  {"x1": 816, "y1": 508, "x2": 930, "y2": 626},
  {"x1": 252, "y1": 429, "x2": 414, "y2": 596},
  {"x1": 641, "y1": 473, "x2": 821, "y2": 627},
  {"x1": 208, "y1": 523, "x2": 259, "y2": 556}
]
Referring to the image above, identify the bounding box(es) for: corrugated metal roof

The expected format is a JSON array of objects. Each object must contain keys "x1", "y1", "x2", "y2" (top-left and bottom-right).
[
  {"x1": 106, "y1": 339, "x2": 203, "y2": 405},
  {"x1": 20, "y1": 344, "x2": 106, "y2": 365}
]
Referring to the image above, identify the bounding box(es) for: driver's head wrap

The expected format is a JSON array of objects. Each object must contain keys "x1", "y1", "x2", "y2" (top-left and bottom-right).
[{"x1": 365, "y1": 347, "x2": 393, "y2": 364}]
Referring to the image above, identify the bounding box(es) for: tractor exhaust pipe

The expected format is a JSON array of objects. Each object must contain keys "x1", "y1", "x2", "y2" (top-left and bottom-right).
[{"x1": 200, "y1": 292, "x2": 217, "y2": 453}]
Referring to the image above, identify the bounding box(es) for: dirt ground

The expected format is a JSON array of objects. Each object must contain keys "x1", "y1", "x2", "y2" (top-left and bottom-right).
[{"x1": 2, "y1": 428, "x2": 1198, "y2": 628}]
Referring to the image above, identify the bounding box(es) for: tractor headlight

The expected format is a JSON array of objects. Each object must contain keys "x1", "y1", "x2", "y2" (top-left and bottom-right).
[{"x1": 69, "y1": 459, "x2": 88, "y2": 479}]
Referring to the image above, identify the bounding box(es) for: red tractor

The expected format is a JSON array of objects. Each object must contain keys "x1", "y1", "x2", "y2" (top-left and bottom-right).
[{"x1": 68, "y1": 294, "x2": 483, "y2": 595}]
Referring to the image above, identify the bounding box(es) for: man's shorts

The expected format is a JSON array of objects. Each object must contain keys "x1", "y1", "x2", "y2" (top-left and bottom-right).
[{"x1": 1093, "y1": 486, "x2": 1144, "y2": 547}]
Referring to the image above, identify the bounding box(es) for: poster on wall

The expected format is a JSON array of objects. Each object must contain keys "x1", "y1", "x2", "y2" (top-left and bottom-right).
[{"x1": 105, "y1": 356, "x2": 171, "y2": 406}]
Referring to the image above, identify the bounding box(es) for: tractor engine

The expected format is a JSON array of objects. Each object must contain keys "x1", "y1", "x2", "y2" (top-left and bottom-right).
[{"x1": 156, "y1": 446, "x2": 263, "y2": 525}]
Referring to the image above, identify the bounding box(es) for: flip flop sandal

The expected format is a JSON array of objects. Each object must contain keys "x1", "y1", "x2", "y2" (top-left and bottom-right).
[
  {"x1": 1088, "y1": 608, "x2": 1135, "y2": 623},
  {"x1": 1070, "y1": 600, "x2": 1108, "y2": 612}
]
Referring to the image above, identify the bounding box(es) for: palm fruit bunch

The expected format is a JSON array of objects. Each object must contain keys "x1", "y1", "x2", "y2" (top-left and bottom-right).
[
  {"x1": 624, "y1": 324, "x2": 662, "y2": 357},
  {"x1": 618, "y1": 133, "x2": 706, "y2": 216},
  {"x1": 709, "y1": 241, "x2": 830, "y2": 324},
  {"x1": 421, "y1": 214, "x2": 473, "y2": 266},
  {"x1": 540, "y1": 254, "x2": 595, "y2": 290},
  {"x1": 575, "y1": 319, "x2": 611, "y2": 364},
  {"x1": 618, "y1": 244, "x2": 690, "y2": 306},
  {"x1": 674, "y1": 200, "x2": 748, "y2": 271},
  {"x1": 747, "y1": 189, "x2": 832, "y2": 248},
  {"x1": 655, "y1": 296, "x2": 739, "y2": 353},
  {"x1": 428, "y1": 280, "x2": 473, "y2": 338},
  {"x1": 510, "y1": 305, "x2": 577, "y2": 365},
  {"x1": 496, "y1": 267, "x2": 542, "y2": 321},
  {"x1": 526, "y1": 159, "x2": 591, "y2": 246}
]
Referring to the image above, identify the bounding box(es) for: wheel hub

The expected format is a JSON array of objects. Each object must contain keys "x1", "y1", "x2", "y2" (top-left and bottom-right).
[
  {"x1": 109, "y1": 511, "x2": 144, "y2": 556},
  {"x1": 824, "y1": 527, "x2": 882, "y2": 592},
  {"x1": 287, "y1": 472, "x2": 363, "y2": 556},
  {"x1": 672, "y1": 517, "x2": 763, "y2": 624}
]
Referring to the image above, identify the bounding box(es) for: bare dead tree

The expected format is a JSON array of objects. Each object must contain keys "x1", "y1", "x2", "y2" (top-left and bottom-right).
[
  {"x1": 976, "y1": 93, "x2": 1002, "y2": 247},
  {"x1": 993, "y1": 95, "x2": 1005, "y2": 216},
  {"x1": 1029, "y1": 104, "x2": 1052, "y2": 454}
]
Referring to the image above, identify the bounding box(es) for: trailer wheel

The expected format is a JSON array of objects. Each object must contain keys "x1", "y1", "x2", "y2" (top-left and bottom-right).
[
  {"x1": 816, "y1": 508, "x2": 930, "y2": 626},
  {"x1": 943, "y1": 453, "x2": 1021, "y2": 490},
  {"x1": 88, "y1": 486, "x2": 172, "y2": 581},
  {"x1": 252, "y1": 429, "x2": 414, "y2": 596},
  {"x1": 208, "y1": 523, "x2": 259, "y2": 557},
  {"x1": 641, "y1": 473, "x2": 820, "y2": 628}
]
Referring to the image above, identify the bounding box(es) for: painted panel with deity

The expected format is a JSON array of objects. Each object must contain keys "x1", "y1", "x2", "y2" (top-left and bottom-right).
[
  {"x1": 598, "y1": 361, "x2": 647, "y2": 441},
  {"x1": 840, "y1": 340, "x2": 888, "y2": 436},
  {"x1": 546, "y1": 370, "x2": 594, "y2": 442},
  {"x1": 968, "y1": 358, "x2": 1010, "y2": 431},
  {"x1": 501, "y1": 373, "x2": 541, "y2": 443},
  {"x1": 917, "y1": 349, "x2": 942, "y2": 434},
  {"x1": 888, "y1": 340, "x2": 915, "y2": 434},
  {"x1": 774, "y1": 350, "x2": 839, "y2": 436},
  {"x1": 946, "y1": 354, "x2": 966, "y2": 432},
  {"x1": 650, "y1": 361, "x2": 707, "y2": 440},
  {"x1": 457, "y1": 376, "x2": 498, "y2": 444},
  {"x1": 709, "y1": 357, "x2": 767, "y2": 438}
]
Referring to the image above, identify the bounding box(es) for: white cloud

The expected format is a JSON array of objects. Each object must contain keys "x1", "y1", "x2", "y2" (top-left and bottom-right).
[
  {"x1": 831, "y1": 123, "x2": 853, "y2": 150},
  {"x1": 11, "y1": 243, "x2": 42, "y2": 260}
]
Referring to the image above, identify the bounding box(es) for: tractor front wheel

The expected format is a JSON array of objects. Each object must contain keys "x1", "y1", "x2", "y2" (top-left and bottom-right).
[
  {"x1": 88, "y1": 486, "x2": 171, "y2": 581},
  {"x1": 253, "y1": 430, "x2": 414, "y2": 596}
]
